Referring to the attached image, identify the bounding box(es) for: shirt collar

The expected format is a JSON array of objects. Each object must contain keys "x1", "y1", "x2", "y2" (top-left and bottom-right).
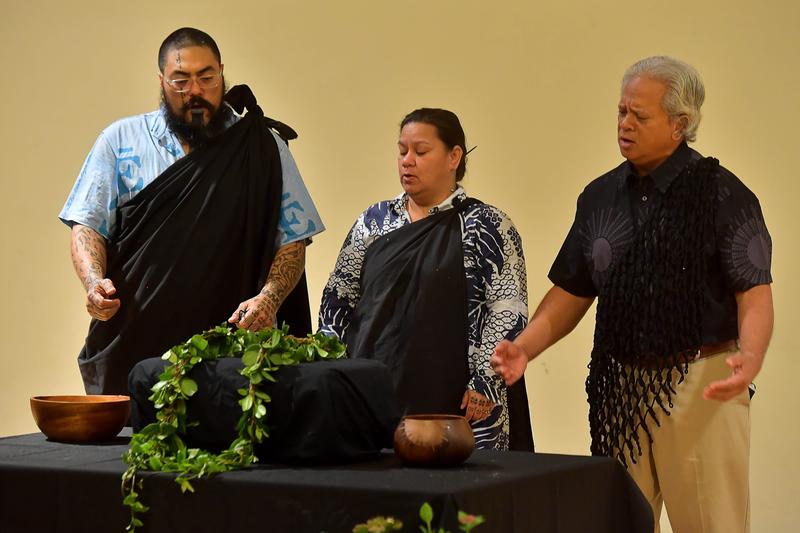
[
  {"x1": 621, "y1": 142, "x2": 692, "y2": 193},
  {"x1": 390, "y1": 186, "x2": 468, "y2": 217}
]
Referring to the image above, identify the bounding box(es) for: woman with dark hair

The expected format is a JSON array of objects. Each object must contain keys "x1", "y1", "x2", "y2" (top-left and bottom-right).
[{"x1": 319, "y1": 109, "x2": 532, "y2": 451}]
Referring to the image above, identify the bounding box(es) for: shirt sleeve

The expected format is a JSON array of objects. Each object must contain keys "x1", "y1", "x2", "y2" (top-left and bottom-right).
[
  {"x1": 715, "y1": 169, "x2": 773, "y2": 291},
  {"x1": 271, "y1": 131, "x2": 325, "y2": 247},
  {"x1": 466, "y1": 207, "x2": 529, "y2": 399},
  {"x1": 547, "y1": 192, "x2": 598, "y2": 297},
  {"x1": 58, "y1": 131, "x2": 118, "y2": 239},
  {"x1": 317, "y1": 215, "x2": 369, "y2": 340}
]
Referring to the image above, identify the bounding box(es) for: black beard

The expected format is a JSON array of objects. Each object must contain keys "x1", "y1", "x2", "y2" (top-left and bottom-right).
[{"x1": 161, "y1": 89, "x2": 232, "y2": 151}]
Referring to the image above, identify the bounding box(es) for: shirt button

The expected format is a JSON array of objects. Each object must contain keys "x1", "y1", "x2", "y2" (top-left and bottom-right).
[{"x1": 641, "y1": 195, "x2": 648, "y2": 202}]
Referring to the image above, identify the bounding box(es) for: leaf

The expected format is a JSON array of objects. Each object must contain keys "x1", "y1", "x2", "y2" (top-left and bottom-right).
[
  {"x1": 314, "y1": 345, "x2": 329, "y2": 358},
  {"x1": 242, "y1": 349, "x2": 259, "y2": 367},
  {"x1": 179, "y1": 378, "x2": 198, "y2": 397},
  {"x1": 255, "y1": 404, "x2": 267, "y2": 418},
  {"x1": 420, "y1": 502, "x2": 434, "y2": 525},
  {"x1": 268, "y1": 329, "x2": 281, "y2": 348},
  {"x1": 240, "y1": 395, "x2": 253, "y2": 411},
  {"x1": 178, "y1": 479, "x2": 195, "y2": 493},
  {"x1": 190, "y1": 335, "x2": 209, "y2": 351}
]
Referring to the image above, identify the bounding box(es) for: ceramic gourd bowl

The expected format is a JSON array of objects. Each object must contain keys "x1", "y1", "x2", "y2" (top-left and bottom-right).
[{"x1": 393, "y1": 414, "x2": 474, "y2": 467}]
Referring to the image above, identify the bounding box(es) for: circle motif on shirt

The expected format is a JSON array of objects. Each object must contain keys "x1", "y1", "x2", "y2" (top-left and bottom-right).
[
  {"x1": 592, "y1": 237, "x2": 613, "y2": 272},
  {"x1": 747, "y1": 234, "x2": 770, "y2": 271},
  {"x1": 580, "y1": 208, "x2": 635, "y2": 288},
  {"x1": 728, "y1": 207, "x2": 772, "y2": 285}
]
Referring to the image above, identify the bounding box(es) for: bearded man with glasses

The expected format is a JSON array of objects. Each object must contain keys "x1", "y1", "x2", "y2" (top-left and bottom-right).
[{"x1": 59, "y1": 27, "x2": 324, "y2": 395}]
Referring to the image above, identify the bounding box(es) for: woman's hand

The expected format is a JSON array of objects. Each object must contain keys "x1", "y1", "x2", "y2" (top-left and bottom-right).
[{"x1": 460, "y1": 389, "x2": 496, "y2": 422}]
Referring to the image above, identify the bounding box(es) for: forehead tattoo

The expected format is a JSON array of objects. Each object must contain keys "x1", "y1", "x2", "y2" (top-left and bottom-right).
[{"x1": 176, "y1": 49, "x2": 182, "y2": 68}]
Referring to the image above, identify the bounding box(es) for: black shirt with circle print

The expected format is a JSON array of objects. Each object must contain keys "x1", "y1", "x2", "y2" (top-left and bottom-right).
[{"x1": 549, "y1": 142, "x2": 772, "y2": 344}]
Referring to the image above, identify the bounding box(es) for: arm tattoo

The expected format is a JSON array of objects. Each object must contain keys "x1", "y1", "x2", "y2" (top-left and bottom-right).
[
  {"x1": 70, "y1": 224, "x2": 108, "y2": 290},
  {"x1": 260, "y1": 241, "x2": 306, "y2": 309}
]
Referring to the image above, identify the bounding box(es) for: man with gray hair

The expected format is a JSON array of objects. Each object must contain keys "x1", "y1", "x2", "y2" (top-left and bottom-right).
[{"x1": 491, "y1": 56, "x2": 773, "y2": 532}]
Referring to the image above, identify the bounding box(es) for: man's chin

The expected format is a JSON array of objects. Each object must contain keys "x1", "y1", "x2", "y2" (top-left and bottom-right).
[
  {"x1": 181, "y1": 111, "x2": 205, "y2": 127},
  {"x1": 619, "y1": 146, "x2": 638, "y2": 162},
  {"x1": 184, "y1": 108, "x2": 213, "y2": 126}
]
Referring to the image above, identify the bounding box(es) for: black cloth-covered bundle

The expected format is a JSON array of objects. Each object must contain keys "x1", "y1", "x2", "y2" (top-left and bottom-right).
[
  {"x1": 587, "y1": 157, "x2": 720, "y2": 465},
  {"x1": 129, "y1": 357, "x2": 400, "y2": 463},
  {"x1": 77, "y1": 86, "x2": 311, "y2": 395}
]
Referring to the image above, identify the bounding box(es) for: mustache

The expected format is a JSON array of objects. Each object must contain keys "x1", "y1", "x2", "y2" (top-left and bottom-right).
[{"x1": 181, "y1": 97, "x2": 215, "y2": 113}]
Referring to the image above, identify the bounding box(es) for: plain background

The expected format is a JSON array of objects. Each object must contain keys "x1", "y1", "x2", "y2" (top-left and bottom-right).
[{"x1": 1, "y1": 1, "x2": 797, "y2": 531}]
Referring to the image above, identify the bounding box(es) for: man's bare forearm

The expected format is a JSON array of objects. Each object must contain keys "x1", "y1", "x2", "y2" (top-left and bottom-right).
[
  {"x1": 513, "y1": 285, "x2": 595, "y2": 361},
  {"x1": 736, "y1": 284, "x2": 773, "y2": 368},
  {"x1": 260, "y1": 241, "x2": 306, "y2": 309},
  {"x1": 71, "y1": 224, "x2": 107, "y2": 290}
]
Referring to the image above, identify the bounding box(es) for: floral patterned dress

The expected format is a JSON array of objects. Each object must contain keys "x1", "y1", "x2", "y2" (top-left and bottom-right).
[{"x1": 319, "y1": 188, "x2": 528, "y2": 450}]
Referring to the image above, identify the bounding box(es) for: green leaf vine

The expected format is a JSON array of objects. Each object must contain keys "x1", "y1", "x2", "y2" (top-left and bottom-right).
[{"x1": 121, "y1": 323, "x2": 346, "y2": 532}]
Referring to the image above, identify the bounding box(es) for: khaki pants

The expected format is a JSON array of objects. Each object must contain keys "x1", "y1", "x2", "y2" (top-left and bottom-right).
[{"x1": 625, "y1": 351, "x2": 751, "y2": 533}]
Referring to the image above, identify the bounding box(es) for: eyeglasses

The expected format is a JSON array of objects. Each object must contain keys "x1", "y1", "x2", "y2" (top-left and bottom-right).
[{"x1": 164, "y1": 72, "x2": 222, "y2": 94}]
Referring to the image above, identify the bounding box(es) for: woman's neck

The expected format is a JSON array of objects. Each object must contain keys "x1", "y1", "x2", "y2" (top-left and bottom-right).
[{"x1": 406, "y1": 188, "x2": 456, "y2": 222}]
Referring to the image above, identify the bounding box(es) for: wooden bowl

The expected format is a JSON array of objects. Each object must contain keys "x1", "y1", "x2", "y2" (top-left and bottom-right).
[
  {"x1": 30, "y1": 395, "x2": 130, "y2": 443},
  {"x1": 393, "y1": 414, "x2": 475, "y2": 467}
]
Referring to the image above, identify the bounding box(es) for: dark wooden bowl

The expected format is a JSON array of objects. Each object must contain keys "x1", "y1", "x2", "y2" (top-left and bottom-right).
[
  {"x1": 30, "y1": 395, "x2": 130, "y2": 443},
  {"x1": 393, "y1": 414, "x2": 475, "y2": 467}
]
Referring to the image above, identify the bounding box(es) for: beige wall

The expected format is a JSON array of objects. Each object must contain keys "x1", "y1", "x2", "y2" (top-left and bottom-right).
[{"x1": 1, "y1": 1, "x2": 797, "y2": 530}]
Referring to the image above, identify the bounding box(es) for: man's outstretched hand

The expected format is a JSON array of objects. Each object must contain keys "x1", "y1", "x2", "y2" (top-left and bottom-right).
[
  {"x1": 490, "y1": 340, "x2": 530, "y2": 386},
  {"x1": 703, "y1": 350, "x2": 762, "y2": 401}
]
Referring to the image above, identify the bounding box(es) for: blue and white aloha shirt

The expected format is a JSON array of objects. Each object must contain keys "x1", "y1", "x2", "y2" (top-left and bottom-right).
[
  {"x1": 59, "y1": 106, "x2": 324, "y2": 245},
  {"x1": 319, "y1": 187, "x2": 528, "y2": 450}
]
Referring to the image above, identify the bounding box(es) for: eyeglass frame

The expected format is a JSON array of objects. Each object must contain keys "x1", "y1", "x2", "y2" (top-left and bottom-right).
[{"x1": 162, "y1": 70, "x2": 223, "y2": 94}]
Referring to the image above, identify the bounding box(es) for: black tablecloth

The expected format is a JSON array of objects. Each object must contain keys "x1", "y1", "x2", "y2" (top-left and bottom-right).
[{"x1": 0, "y1": 431, "x2": 652, "y2": 533}]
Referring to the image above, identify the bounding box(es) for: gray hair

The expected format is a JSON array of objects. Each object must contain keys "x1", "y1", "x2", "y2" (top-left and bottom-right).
[{"x1": 622, "y1": 56, "x2": 705, "y2": 143}]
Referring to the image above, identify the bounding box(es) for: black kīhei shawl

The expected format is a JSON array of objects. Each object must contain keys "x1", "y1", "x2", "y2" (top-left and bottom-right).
[
  {"x1": 78, "y1": 86, "x2": 311, "y2": 395},
  {"x1": 344, "y1": 197, "x2": 534, "y2": 451}
]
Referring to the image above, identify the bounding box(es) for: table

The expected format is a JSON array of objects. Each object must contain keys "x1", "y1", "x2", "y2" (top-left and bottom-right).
[{"x1": 0, "y1": 430, "x2": 652, "y2": 533}]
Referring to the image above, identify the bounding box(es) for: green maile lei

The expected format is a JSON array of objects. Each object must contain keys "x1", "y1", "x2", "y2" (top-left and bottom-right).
[{"x1": 121, "y1": 323, "x2": 346, "y2": 532}]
